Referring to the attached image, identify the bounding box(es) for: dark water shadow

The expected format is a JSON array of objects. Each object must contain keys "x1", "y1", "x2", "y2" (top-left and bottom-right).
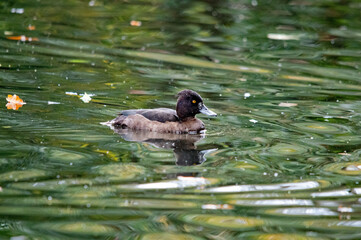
[{"x1": 112, "y1": 128, "x2": 216, "y2": 166}]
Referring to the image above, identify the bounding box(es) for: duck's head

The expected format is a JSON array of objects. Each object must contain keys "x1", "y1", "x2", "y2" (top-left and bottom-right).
[{"x1": 176, "y1": 89, "x2": 217, "y2": 121}]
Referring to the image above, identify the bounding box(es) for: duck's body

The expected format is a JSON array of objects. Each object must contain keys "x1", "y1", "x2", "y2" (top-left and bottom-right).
[
  {"x1": 120, "y1": 108, "x2": 179, "y2": 123},
  {"x1": 112, "y1": 113, "x2": 205, "y2": 133},
  {"x1": 110, "y1": 90, "x2": 216, "y2": 133}
]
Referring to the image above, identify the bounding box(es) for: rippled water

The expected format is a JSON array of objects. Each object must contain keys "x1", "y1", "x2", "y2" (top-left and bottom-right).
[{"x1": 1, "y1": 0, "x2": 361, "y2": 239}]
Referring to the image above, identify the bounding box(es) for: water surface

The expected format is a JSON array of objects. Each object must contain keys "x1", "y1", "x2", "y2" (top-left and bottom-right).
[{"x1": 1, "y1": 0, "x2": 361, "y2": 239}]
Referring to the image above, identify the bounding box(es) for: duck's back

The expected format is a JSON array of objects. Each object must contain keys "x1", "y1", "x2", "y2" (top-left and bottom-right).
[
  {"x1": 120, "y1": 108, "x2": 179, "y2": 123},
  {"x1": 110, "y1": 108, "x2": 204, "y2": 133}
]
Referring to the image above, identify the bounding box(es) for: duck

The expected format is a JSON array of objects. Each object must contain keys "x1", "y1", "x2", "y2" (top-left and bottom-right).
[{"x1": 109, "y1": 89, "x2": 217, "y2": 133}]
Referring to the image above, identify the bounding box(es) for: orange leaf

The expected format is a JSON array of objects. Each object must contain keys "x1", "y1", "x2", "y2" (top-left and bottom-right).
[
  {"x1": 6, "y1": 94, "x2": 26, "y2": 110},
  {"x1": 7, "y1": 35, "x2": 39, "y2": 42},
  {"x1": 130, "y1": 20, "x2": 142, "y2": 27},
  {"x1": 27, "y1": 25, "x2": 36, "y2": 30},
  {"x1": 6, "y1": 102, "x2": 22, "y2": 110}
]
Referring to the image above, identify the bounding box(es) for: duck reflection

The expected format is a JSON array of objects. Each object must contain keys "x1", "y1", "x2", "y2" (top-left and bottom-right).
[{"x1": 112, "y1": 128, "x2": 216, "y2": 166}]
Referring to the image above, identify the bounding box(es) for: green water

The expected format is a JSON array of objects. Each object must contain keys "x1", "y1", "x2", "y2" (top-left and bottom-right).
[{"x1": 1, "y1": 0, "x2": 361, "y2": 239}]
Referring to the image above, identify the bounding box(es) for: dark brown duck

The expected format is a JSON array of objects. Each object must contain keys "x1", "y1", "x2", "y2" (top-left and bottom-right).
[{"x1": 109, "y1": 90, "x2": 217, "y2": 133}]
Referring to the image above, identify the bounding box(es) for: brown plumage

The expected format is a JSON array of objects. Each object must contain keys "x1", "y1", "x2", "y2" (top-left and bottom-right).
[{"x1": 109, "y1": 89, "x2": 217, "y2": 133}]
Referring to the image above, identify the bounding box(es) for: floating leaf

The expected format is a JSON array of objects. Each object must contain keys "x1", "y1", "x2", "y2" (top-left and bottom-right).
[
  {"x1": 130, "y1": 20, "x2": 142, "y2": 26},
  {"x1": 27, "y1": 25, "x2": 36, "y2": 30},
  {"x1": 80, "y1": 92, "x2": 93, "y2": 103},
  {"x1": 7, "y1": 35, "x2": 38, "y2": 42},
  {"x1": 6, "y1": 94, "x2": 26, "y2": 110}
]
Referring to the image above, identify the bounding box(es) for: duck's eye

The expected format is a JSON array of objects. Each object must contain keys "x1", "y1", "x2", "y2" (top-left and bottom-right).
[{"x1": 192, "y1": 100, "x2": 196, "y2": 104}]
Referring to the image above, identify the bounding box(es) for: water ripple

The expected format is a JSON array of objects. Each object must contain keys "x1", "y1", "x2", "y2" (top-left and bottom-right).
[
  {"x1": 266, "y1": 207, "x2": 337, "y2": 217},
  {"x1": 201, "y1": 181, "x2": 324, "y2": 193}
]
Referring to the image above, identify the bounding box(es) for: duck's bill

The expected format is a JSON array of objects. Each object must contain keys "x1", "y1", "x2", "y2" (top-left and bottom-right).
[{"x1": 199, "y1": 104, "x2": 217, "y2": 117}]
